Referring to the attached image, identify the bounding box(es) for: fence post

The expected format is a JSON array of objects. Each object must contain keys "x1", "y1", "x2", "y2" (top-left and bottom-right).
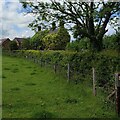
[
  {"x1": 67, "y1": 63, "x2": 70, "y2": 83},
  {"x1": 115, "y1": 73, "x2": 120, "y2": 117},
  {"x1": 40, "y1": 58, "x2": 42, "y2": 67},
  {"x1": 54, "y1": 63, "x2": 57, "y2": 73},
  {"x1": 33, "y1": 57, "x2": 35, "y2": 63},
  {"x1": 92, "y1": 67, "x2": 96, "y2": 96}
]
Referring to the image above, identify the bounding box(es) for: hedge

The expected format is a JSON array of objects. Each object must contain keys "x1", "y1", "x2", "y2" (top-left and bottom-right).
[{"x1": 7, "y1": 50, "x2": 120, "y2": 90}]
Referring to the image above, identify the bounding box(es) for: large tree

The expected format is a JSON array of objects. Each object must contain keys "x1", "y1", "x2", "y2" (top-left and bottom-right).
[
  {"x1": 30, "y1": 30, "x2": 49, "y2": 50},
  {"x1": 43, "y1": 25, "x2": 70, "y2": 50},
  {"x1": 20, "y1": 0, "x2": 120, "y2": 51}
]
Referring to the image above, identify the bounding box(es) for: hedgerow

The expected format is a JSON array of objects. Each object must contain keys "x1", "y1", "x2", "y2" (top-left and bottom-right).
[{"x1": 9, "y1": 50, "x2": 120, "y2": 90}]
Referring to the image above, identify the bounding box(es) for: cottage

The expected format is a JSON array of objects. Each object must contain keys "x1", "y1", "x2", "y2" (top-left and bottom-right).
[
  {"x1": 13, "y1": 37, "x2": 24, "y2": 49},
  {"x1": 0, "y1": 38, "x2": 11, "y2": 50}
]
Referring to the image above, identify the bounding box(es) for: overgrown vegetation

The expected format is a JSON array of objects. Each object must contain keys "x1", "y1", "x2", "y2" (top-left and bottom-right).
[
  {"x1": 30, "y1": 30, "x2": 49, "y2": 50},
  {"x1": 66, "y1": 32, "x2": 120, "y2": 53},
  {"x1": 9, "y1": 50, "x2": 120, "y2": 92},
  {"x1": 103, "y1": 32, "x2": 120, "y2": 52},
  {"x1": 9, "y1": 41, "x2": 18, "y2": 51},
  {"x1": 43, "y1": 26, "x2": 70, "y2": 50},
  {"x1": 66, "y1": 37, "x2": 90, "y2": 52}
]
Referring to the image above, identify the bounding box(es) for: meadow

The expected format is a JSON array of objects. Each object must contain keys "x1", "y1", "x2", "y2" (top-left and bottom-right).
[{"x1": 2, "y1": 55, "x2": 117, "y2": 118}]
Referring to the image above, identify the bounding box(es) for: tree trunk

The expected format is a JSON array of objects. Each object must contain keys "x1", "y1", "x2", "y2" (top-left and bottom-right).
[{"x1": 90, "y1": 37, "x2": 103, "y2": 52}]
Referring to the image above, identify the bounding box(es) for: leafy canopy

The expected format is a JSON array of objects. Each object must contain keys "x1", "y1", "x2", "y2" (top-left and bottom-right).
[
  {"x1": 20, "y1": 0, "x2": 120, "y2": 51},
  {"x1": 43, "y1": 26, "x2": 70, "y2": 50},
  {"x1": 30, "y1": 30, "x2": 49, "y2": 50}
]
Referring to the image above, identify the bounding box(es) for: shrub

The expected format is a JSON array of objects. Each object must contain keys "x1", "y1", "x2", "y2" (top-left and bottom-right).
[
  {"x1": 43, "y1": 26, "x2": 70, "y2": 50},
  {"x1": 103, "y1": 33, "x2": 120, "y2": 52},
  {"x1": 9, "y1": 41, "x2": 18, "y2": 51},
  {"x1": 11, "y1": 50, "x2": 120, "y2": 89},
  {"x1": 66, "y1": 37, "x2": 90, "y2": 52},
  {"x1": 30, "y1": 30, "x2": 49, "y2": 50}
]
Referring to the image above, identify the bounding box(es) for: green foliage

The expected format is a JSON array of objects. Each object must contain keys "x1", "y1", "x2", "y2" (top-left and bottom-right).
[
  {"x1": 30, "y1": 30, "x2": 49, "y2": 50},
  {"x1": 43, "y1": 33, "x2": 58, "y2": 50},
  {"x1": 57, "y1": 26, "x2": 70, "y2": 49},
  {"x1": 103, "y1": 33, "x2": 120, "y2": 52},
  {"x1": 43, "y1": 26, "x2": 70, "y2": 50},
  {"x1": 95, "y1": 55, "x2": 119, "y2": 88},
  {"x1": 66, "y1": 37, "x2": 90, "y2": 52},
  {"x1": 51, "y1": 21, "x2": 56, "y2": 30},
  {"x1": 21, "y1": 1, "x2": 119, "y2": 51},
  {"x1": 9, "y1": 41, "x2": 18, "y2": 51},
  {"x1": 14, "y1": 50, "x2": 120, "y2": 89},
  {"x1": 21, "y1": 38, "x2": 30, "y2": 50}
]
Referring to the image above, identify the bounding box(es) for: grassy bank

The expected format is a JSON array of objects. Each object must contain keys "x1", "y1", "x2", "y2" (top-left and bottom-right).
[{"x1": 2, "y1": 55, "x2": 117, "y2": 118}]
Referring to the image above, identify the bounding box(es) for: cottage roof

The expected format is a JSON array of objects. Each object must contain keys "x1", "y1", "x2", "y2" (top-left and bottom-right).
[
  {"x1": 0, "y1": 38, "x2": 10, "y2": 45},
  {"x1": 14, "y1": 37, "x2": 23, "y2": 42}
]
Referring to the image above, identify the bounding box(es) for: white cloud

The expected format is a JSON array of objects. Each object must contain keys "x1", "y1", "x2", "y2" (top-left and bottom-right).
[
  {"x1": 0, "y1": 0, "x2": 35, "y2": 40},
  {"x1": 106, "y1": 24, "x2": 116, "y2": 36}
]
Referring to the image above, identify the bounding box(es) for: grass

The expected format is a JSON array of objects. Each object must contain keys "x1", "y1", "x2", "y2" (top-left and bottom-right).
[{"x1": 2, "y1": 55, "x2": 117, "y2": 118}]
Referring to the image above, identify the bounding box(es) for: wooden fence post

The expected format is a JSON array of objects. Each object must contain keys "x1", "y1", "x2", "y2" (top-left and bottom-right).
[
  {"x1": 33, "y1": 57, "x2": 35, "y2": 63},
  {"x1": 67, "y1": 63, "x2": 70, "y2": 83},
  {"x1": 54, "y1": 63, "x2": 57, "y2": 73},
  {"x1": 45, "y1": 60, "x2": 47, "y2": 67},
  {"x1": 40, "y1": 59, "x2": 42, "y2": 67},
  {"x1": 115, "y1": 73, "x2": 120, "y2": 117},
  {"x1": 92, "y1": 67, "x2": 96, "y2": 96}
]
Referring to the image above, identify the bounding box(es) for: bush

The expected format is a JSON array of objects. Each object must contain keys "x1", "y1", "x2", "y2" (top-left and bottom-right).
[
  {"x1": 103, "y1": 33, "x2": 120, "y2": 52},
  {"x1": 43, "y1": 26, "x2": 70, "y2": 50},
  {"x1": 66, "y1": 37, "x2": 90, "y2": 52},
  {"x1": 30, "y1": 30, "x2": 49, "y2": 50},
  {"x1": 9, "y1": 41, "x2": 18, "y2": 51},
  {"x1": 13, "y1": 50, "x2": 120, "y2": 89}
]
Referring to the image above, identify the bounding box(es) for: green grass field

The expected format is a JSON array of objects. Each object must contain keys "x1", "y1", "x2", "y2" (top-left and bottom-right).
[{"x1": 2, "y1": 55, "x2": 117, "y2": 118}]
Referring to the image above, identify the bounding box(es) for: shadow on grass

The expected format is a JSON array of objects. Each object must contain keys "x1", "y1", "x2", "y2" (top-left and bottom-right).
[
  {"x1": 25, "y1": 83, "x2": 36, "y2": 86},
  {"x1": 11, "y1": 68, "x2": 19, "y2": 73},
  {"x1": 65, "y1": 98, "x2": 78, "y2": 104},
  {"x1": 33, "y1": 110, "x2": 57, "y2": 118},
  {"x1": 4, "y1": 68, "x2": 10, "y2": 70},
  {"x1": 30, "y1": 72, "x2": 36, "y2": 75},
  {"x1": 11, "y1": 64, "x2": 18, "y2": 66},
  {"x1": 26, "y1": 66, "x2": 32, "y2": 69},
  {"x1": 10, "y1": 87, "x2": 20, "y2": 91},
  {"x1": 2, "y1": 75, "x2": 6, "y2": 79}
]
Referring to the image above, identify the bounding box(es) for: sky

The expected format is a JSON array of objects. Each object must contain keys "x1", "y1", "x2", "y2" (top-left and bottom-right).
[
  {"x1": 0, "y1": 0, "x2": 117, "y2": 40},
  {"x1": 0, "y1": 0, "x2": 35, "y2": 40}
]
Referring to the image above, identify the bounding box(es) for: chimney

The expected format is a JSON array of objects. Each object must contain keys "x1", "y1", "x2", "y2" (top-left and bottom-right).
[
  {"x1": 51, "y1": 22, "x2": 56, "y2": 31},
  {"x1": 38, "y1": 26, "x2": 41, "y2": 31}
]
